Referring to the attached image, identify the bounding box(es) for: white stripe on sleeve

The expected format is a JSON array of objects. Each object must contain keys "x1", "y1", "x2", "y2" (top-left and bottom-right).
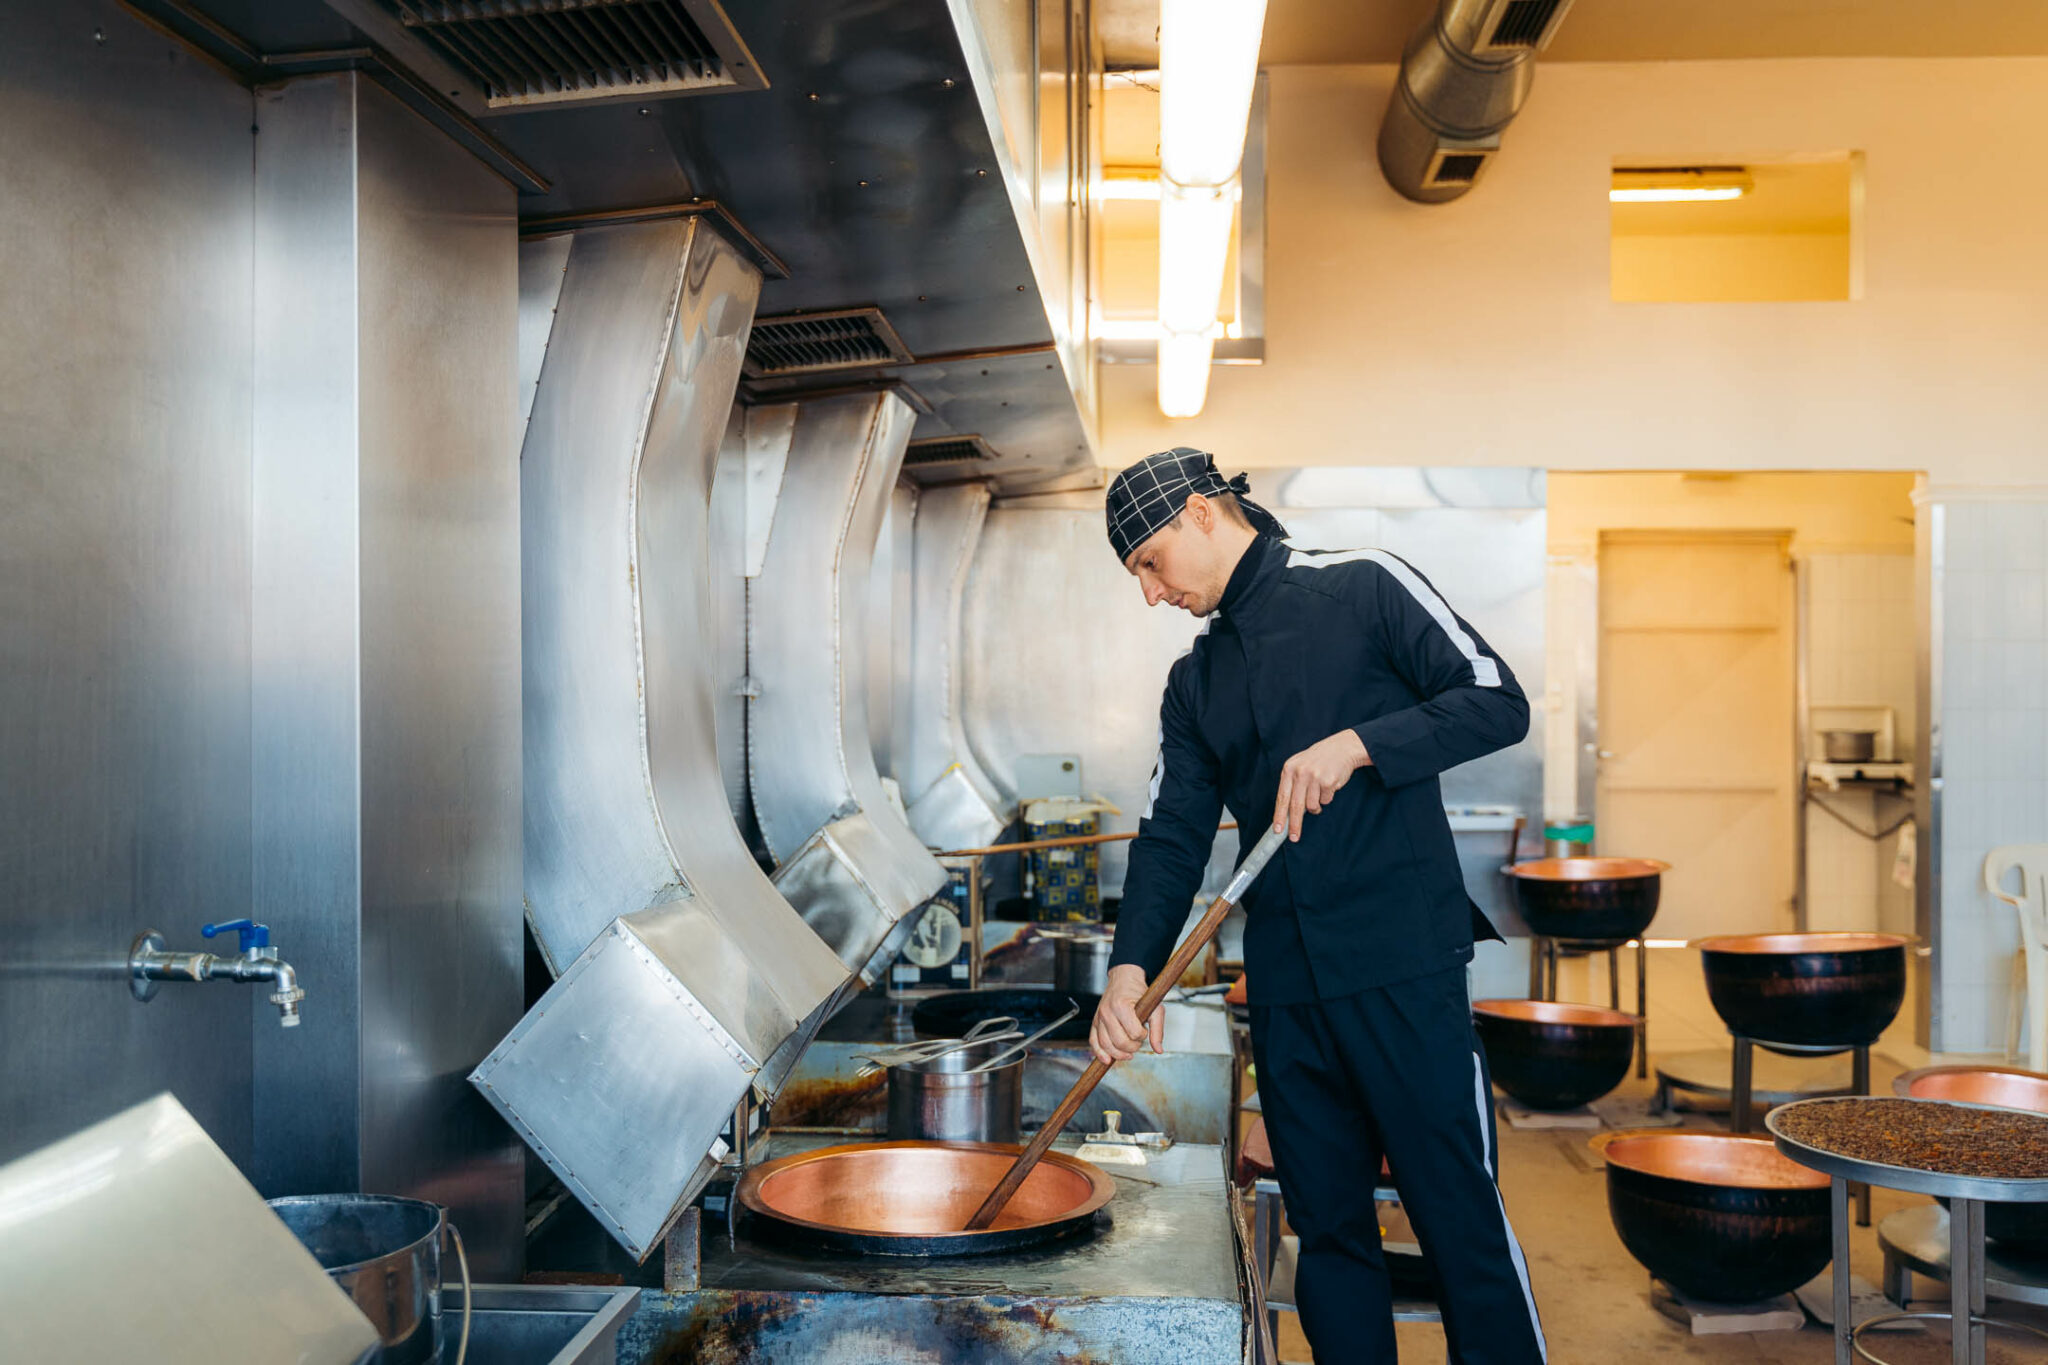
[{"x1": 1285, "y1": 545, "x2": 1501, "y2": 687}]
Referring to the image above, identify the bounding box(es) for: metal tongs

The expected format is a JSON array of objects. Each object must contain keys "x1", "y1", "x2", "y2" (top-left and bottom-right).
[
  {"x1": 965, "y1": 1001, "x2": 1080, "y2": 1073},
  {"x1": 853, "y1": 1015, "x2": 1020, "y2": 1078}
]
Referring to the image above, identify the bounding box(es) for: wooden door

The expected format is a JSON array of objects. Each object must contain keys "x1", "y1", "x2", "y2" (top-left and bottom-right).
[{"x1": 1597, "y1": 531, "x2": 1796, "y2": 941}]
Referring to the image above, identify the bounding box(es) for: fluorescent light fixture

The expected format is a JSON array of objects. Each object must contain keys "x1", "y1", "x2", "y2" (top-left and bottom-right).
[
  {"x1": 1157, "y1": 330, "x2": 1215, "y2": 419},
  {"x1": 1097, "y1": 319, "x2": 1241, "y2": 342},
  {"x1": 1611, "y1": 167, "x2": 1753, "y2": 204},
  {"x1": 1156, "y1": 182, "x2": 1235, "y2": 337},
  {"x1": 1160, "y1": 0, "x2": 1270, "y2": 190},
  {"x1": 1098, "y1": 177, "x2": 1161, "y2": 202},
  {"x1": 1610, "y1": 187, "x2": 1744, "y2": 203}
]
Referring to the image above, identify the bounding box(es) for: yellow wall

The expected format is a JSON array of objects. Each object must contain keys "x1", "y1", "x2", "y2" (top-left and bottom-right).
[
  {"x1": 1611, "y1": 233, "x2": 1851, "y2": 303},
  {"x1": 1546, "y1": 471, "x2": 1918, "y2": 556},
  {"x1": 1100, "y1": 59, "x2": 2048, "y2": 482}
]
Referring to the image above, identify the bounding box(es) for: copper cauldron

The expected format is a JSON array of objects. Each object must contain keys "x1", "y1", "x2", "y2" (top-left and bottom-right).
[
  {"x1": 1894, "y1": 1065, "x2": 2048, "y2": 1250},
  {"x1": 1505, "y1": 858, "x2": 1667, "y2": 943},
  {"x1": 1695, "y1": 932, "x2": 1909, "y2": 1049},
  {"x1": 1474, "y1": 1000, "x2": 1637, "y2": 1111},
  {"x1": 735, "y1": 1140, "x2": 1116, "y2": 1256},
  {"x1": 1596, "y1": 1131, "x2": 1831, "y2": 1303}
]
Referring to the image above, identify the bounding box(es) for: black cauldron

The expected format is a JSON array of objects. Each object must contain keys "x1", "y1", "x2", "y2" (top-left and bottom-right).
[
  {"x1": 1599, "y1": 1132, "x2": 1832, "y2": 1303},
  {"x1": 912, "y1": 988, "x2": 1095, "y2": 1043},
  {"x1": 1474, "y1": 1000, "x2": 1637, "y2": 1110},
  {"x1": 1895, "y1": 1066, "x2": 2048, "y2": 1250},
  {"x1": 1505, "y1": 858, "x2": 1667, "y2": 943},
  {"x1": 1696, "y1": 933, "x2": 1909, "y2": 1048}
]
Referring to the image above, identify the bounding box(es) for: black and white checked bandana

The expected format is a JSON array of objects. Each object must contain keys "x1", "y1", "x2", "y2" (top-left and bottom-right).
[{"x1": 1105, "y1": 447, "x2": 1288, "y2": 563}]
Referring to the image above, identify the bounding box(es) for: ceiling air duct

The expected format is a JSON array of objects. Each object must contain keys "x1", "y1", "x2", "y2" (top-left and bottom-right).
[{"x1": 1378, "y1": 0, "x2": 1575, "y2": 203}]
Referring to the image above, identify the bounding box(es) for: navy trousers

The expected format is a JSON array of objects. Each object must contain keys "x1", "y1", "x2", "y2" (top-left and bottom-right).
[{"x1": 1251, "y1": 965, "x2": 1547, "y2": 1364}]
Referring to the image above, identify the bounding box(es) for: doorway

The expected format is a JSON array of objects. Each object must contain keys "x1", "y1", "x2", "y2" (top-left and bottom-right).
[{"x1": 1596, "y1": 530, "x2": 1796, "y2": 940}]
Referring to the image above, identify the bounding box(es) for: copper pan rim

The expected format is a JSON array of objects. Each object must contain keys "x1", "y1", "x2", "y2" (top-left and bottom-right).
[
  {"x1": 1474, "y1": 998, "x2": 1639, "y2": 1029},
  {"x1": 1506, "y1": 857, "x2": 1669, "y2": 882},
  {"x1": 1593, "y1": 1130, "x2": 1831, "y2": 1190},
  {"x1": 1893, "y1": 1064, "x2": 2048, "y2": 1114},
  {"x1": 734, "y1": 1140, "x2": 1116, "y2": 1242},
  {"x1": 1693, "y1": 932, "x2": 1912, "y2": 955}
]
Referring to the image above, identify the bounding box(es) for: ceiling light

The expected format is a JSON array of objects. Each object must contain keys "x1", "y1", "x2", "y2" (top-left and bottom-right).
[
  {"x1": 1097, "y1": 177, "x2": 1162, "y2": 202},
  {"x1": 1157, "y1": 331, "x2": 1215, "y2": 419},
  {"x1": 1610, "y1": 167, "x2": 1753, "y2": 204},
  {"x1": 1156, "y1": 182, "x2": 1235, "y2": 337}
]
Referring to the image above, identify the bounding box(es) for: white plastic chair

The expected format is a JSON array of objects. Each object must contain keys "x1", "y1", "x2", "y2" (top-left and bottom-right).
[{"x1": 1983, "y1": 845, "x2": 2048, "y2": 1073}]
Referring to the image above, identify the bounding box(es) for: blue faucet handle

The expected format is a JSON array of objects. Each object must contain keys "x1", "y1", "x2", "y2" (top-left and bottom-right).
[{"x1": 202, "y1": 919, "x2": 271, "y2": 952}]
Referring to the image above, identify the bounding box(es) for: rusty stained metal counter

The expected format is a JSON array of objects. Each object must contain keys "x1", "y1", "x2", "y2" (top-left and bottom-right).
[
  {"x1": 615, "y1": 1136, "x2": 1245, "y2": 1364},
  {"x1": 776, "y1": 991, "x2": 1236, "y2": 1145}
]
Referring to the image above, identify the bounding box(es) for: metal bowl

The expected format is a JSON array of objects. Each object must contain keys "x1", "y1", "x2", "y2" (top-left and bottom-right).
[
  {"x1": 1473, "y1": 1000, "x2": 1637, "y2": 1111},
  {"x1": 1695, "y1": 933, "x2": 1909, "y2": 1048},
  {"x1": 735, "y1": 1140, "x2": 1116, "y2": 1256},
  {"x1": 1893, "y1": 1066, "x2": 2048, "y2": 1250},
  {"x1": 1504, "y1": 858, "x2": 1668, "y2": 943},
  {"x1": 1596, "y1": 1131, "x2": 1831, "y2": 1303},
  {"x1": 912, "y1": 988, "x2": 1096, "y2": 1043}
]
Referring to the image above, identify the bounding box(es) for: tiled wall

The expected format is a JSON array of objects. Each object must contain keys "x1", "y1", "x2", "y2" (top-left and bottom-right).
[
  {"x1": 1804, "y1": 554, "x2": 1916, "y2": 936},
  {"x1": 1932, "y1": 498, "x2": 2048, "y2": 1054}
]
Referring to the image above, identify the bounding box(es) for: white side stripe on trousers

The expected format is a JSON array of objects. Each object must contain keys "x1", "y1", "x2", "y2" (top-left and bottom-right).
[
  {"x1": 1473, "y1": 1050, "x2": 1549, "y2": 1360},
  {"x1": 1285, "y1": 545, "x2": 1502, "y2": 687}
]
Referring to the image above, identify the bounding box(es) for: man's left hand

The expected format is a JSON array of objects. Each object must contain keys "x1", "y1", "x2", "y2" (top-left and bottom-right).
[{"x1": 1274, "y1": 730, "x2": 1371, "y2": 842}]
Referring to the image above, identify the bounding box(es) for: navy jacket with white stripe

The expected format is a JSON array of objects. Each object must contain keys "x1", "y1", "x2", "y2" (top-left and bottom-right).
[{"x1": 1110, "y1": 532, "x2": 1529, "y2": 1004}]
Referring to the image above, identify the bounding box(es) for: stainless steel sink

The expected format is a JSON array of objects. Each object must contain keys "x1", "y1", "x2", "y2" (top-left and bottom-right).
[{"x1": 442, "y1": 1286, "x2": 639, "y2": 1365}]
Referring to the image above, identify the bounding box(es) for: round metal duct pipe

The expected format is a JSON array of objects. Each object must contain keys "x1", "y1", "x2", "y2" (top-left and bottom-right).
[{"x1": 1378, "y1": 0, "x2": 1573, "y2": 203}]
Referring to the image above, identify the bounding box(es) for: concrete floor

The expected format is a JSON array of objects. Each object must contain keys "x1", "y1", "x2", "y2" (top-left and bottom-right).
[{"x1": 1270, "y1": 946, "x2": 2048, "y2": 1362}]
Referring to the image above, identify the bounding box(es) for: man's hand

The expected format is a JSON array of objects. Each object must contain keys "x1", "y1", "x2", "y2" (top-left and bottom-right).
[
  {"x1": 1274, "y1": 729, "x2": 1371, "y2": 842},
  {"x1": 1090, "y1": 963, "x2": 1164, "y2": 1066}
]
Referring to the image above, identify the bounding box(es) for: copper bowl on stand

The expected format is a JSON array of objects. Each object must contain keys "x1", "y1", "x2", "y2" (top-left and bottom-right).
[
  {"x1": 1695, "y1": 932, "x2": 1909, "y2": 1049},
  {"x1": 1893, "y1": 1065, "x2": 2048, "y2": 1250},
  {"x1": 1596, "y1": 1131, "x2": 1832, "y2": 1303},
  {"x1": 1473, "y1": 1000, "x2": 1637, "y2": 1111},
  {"x1": 734, "y1": 1140, "x2": 1116, "y2": 1256},
  {"x1": 1505, "y1": 858, "x2": 1668, "y2": 943}
]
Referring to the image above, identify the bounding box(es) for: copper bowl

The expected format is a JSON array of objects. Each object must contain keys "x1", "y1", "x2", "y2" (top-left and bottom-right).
[
  {"x1": 1473, "y1": 1000, "x2": 1637, "y2": 1111},
  {"x1": 1894, "y1": 1066, "x2": 2048, "y2": 1250},
  {"x1": 735, "y1": 1140, "x2": 1116, "y2": 1256},
  {"x1": 1596, "y1": 1131, "x2": 1831, "y2": 1302},
  {"x1": 1505, "y1": 857, "x2": 1668, "y2": 943},
  {"x1": 1695, "y1": 932, "x2": 1909, "y2": 1049}
]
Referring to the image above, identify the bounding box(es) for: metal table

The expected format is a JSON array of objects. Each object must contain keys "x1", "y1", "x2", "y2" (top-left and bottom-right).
[{"x1": 1768, "y1": 1098, "x2": 2048, "y2": 1365}]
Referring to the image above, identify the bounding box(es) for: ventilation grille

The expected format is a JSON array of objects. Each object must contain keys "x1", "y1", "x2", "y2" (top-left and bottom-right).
[
  {"x1": 1477, "y1": 0, "x2": 1570, "y2": 53},
  {"x1": 1430, "y1": 151, "x2": 1490, "y2": 186},
  {"x1": 744, "y1": 308, "x2": 915, "y2": 378},
  {"x1": 384, "y1": 0, "x2": 764, "y2": 109},
  {"x1": 903, "y1": 435, "x2": 997, "y2": 471}
]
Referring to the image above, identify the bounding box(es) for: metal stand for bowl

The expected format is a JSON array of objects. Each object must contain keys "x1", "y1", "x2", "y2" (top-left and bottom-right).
[
  {"x1": 1876, "y1": 1204, "x2": 2048, "y2": 1312},
  {"x1": 1530, "y1": 935, "x2": 1649, "y2": 1078},
  {"x1": 1768, "y1": 1098, "x2": 2048, "y2": 1365},
  {"x1": 1734, "y1": 1035, "x2": 1874, "y2": 1225}
]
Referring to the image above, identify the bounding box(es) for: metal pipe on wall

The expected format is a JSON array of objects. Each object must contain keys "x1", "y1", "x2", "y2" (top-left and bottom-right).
[{"x1": 473, "y1": 217, "x2": 850, "y2": 1263}]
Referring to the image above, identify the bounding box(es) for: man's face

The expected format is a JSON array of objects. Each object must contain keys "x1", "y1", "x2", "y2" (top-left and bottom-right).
[{"x1": 1124, "y1": 511, "x2": 1223, "y2": 616}]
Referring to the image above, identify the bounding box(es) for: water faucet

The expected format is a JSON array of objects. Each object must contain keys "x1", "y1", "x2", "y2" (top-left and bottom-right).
[{"x1": 129, "y1": 919, "x2": 306, "y2": 1026}]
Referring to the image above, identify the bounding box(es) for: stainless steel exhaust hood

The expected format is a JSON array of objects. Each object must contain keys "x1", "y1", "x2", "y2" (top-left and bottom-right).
[
  {"x1": 903, "y1": 482, "x2": 1009, "y2": 852},
  {"x1": 473, "y1": 216, "x2": 849, "y2": 1261},
  {"x1": 747, "y1": 393, "x2": 951, "y2": 980}
]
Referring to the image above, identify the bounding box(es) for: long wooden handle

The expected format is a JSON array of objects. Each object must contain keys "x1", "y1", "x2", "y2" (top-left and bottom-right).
[
  {"x1": 963, "y1": 824, "x2": 1288, "y2": 1230},
  {"x1": 939, "y1": 822, "x2": 1238, "y2": 859}
]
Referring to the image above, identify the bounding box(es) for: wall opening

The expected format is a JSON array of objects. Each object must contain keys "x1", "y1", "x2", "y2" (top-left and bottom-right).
[{"x1": 1611, "y1": 155, "x2": 1861, "y2": 302}]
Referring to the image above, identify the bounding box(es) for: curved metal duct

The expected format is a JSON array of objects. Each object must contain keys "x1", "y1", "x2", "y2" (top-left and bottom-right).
[
  {"x1": 903, "y1": 482, "x2": 1009, "y2": 852},
  {"x1": 748, "y1": 393, "x2": 950, "y2": 982},
  {"x1": 1378, "y1": 0, "x2": 1574, "y2": 203},
  {"x1": 472, "y1": 218, "x2": 850, "y2": 1261}
]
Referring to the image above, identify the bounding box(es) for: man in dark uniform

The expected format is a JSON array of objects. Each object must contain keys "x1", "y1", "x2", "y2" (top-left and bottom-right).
[{"x1": 1089, "y1": 448, "x2": 1546, "y2": 1364}]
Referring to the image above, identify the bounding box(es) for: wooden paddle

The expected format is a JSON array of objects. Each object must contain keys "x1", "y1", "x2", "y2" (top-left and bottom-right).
[{"x1": 964, "y1": 822, "x2": 1290, "y2": 1229}]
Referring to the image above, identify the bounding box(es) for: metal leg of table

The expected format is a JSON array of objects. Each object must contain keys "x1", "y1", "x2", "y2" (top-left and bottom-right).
[
  {"x1": 1952, "y1": 1197, "x2": 1985, "y2": 1365},
  {"x1": 1635, "y1": 938, "x2": 1649, "y2": 1078},
  {"x1": 1833, "y1": 1176, "x2": 1853, "y2": 1365},
  {"x1": 1853, "y1": 1045, "x2": 1873, "y2": 1227},
  {"x1": 1731, "y1": 1035, "x2": 1755, "y2": 1133}
]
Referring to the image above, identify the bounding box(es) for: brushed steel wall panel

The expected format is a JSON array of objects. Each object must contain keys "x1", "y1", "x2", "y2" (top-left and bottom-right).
[
  {"x1": 904, "y1": 482, "x2": 1006, "y2": 850},
  {"x1": 0, "y1": 0, "x2": 257, "y2": 1168}
]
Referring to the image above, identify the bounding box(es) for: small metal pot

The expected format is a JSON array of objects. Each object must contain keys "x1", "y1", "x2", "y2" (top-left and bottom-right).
[
  {"x1": 1821, "y1": 729, "x2": 1878, "y2": 763},
  {"x1": 267, "y1": 1194, "x2": 469, "y2": 1365},
  {"x1": 886, "y1": 1039, "x2": 1024, "y2": 1143},
  {"x1": 1051, "y1": 927, "x2": 1116, "y2": 997}
]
